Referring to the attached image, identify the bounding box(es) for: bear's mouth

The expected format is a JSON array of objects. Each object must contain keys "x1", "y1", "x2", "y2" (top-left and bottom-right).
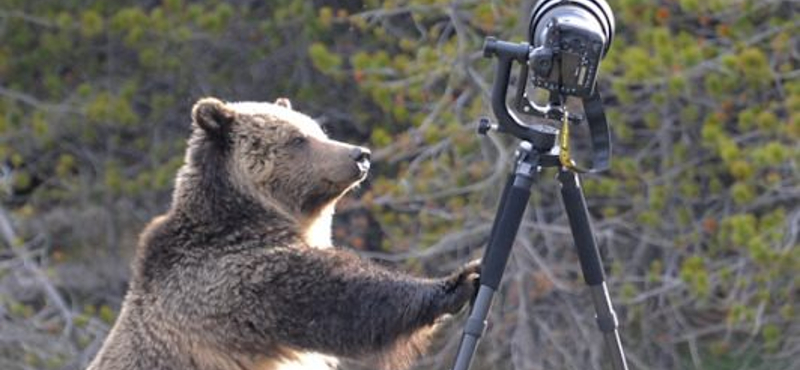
[
  {"x1": 323, "y1": 160, "x2": 369, "y2": 194},
  {"x1": 355, "y1": 158, "x2": 370, "y2": 180}
]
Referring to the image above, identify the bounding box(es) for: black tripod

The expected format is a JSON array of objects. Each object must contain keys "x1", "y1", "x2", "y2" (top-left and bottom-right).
[{"x1": 451, "y1": 39, "x2": 629, "y2": 370}]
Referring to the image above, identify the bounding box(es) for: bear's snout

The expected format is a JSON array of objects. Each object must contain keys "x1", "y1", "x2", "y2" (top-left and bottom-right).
[
  {"x1": 314, "y1": 142, "x2": 370, "y2": 188},
  {"x1": 349, "y1": 147, "x2": 371, "y2": 163}
]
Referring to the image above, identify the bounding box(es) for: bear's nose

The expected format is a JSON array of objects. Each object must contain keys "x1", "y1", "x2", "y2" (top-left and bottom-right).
[{"x1": 350, "y1": 147, "x2": 371, "y2": 163}]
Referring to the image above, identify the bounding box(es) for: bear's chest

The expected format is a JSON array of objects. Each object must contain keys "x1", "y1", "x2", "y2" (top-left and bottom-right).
[{"x1": 269, "y1": 351, "x2": 338, "y2": 370}]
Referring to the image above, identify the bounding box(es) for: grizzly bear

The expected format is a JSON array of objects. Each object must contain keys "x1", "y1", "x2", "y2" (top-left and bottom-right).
[{"x1": 86, "y1": 97, "x2": 480, "y2": 370}]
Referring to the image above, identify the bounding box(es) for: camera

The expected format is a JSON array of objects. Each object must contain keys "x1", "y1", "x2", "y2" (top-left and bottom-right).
[
  {"x1": 528, "y1": 0, "x2": 615, "y2": 97},
  {"x1": 480, "y1": 0, "x2": 616, "y2": 169}
]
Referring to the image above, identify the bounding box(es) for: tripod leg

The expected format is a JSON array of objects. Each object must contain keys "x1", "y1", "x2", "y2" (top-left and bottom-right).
[
  {"x1": 452, "y1": 174, "x2": 513, "y2": 370},
  {"x1": 452, "y1": 151, "x2": 539, "y2": 370},
  {"x1": 557, "y1": 169, "x2": 629, "y2": 370}
]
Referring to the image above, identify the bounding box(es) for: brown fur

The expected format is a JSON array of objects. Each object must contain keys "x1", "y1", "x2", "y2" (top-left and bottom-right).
[{"x1": 87, "y1": 97, "x2": 479, "y2": 370}]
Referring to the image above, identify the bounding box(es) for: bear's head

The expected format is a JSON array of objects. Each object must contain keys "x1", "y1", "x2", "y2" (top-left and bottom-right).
[{"x1": 175, "y1": 97, "x2": 370, "y2": 246}]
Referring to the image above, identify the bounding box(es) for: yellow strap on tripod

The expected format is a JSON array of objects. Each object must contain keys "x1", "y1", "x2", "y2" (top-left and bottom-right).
[{"x1": 558, "y1": 110, "x2": 588, "y2": 173}]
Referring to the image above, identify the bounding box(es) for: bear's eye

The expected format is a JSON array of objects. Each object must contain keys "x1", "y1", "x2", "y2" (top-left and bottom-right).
[{"x1": 289, "y1": 136, "x2": 307, "y2": 147}]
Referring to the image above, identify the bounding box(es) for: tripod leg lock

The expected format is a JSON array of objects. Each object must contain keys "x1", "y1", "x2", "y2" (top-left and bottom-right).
[
  {"x1": 590, "y1": 282, "x2": 620, "y2": 333},
  {"x1": 596, "y1": 310, "x2": 619, "y2": 333},
  {"x1": 463, "y1": 285, "x2": 495, "y2": 338},
  {"x1": 464, "y1": 317, "x2": 487, "y2": 337}
]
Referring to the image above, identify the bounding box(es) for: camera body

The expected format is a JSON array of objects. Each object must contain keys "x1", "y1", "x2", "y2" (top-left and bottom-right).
[
  {"x1": 529, "y1": 19, "x2": 605, "y2": 97},
  {"x1": 528, "y1": 0, "x2": 615, "y2": 98}
]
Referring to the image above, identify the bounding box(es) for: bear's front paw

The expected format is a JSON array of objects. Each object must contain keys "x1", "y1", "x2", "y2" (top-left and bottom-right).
[{"x1": 440, "y1": 259, "x2": 481, "y2": 315}]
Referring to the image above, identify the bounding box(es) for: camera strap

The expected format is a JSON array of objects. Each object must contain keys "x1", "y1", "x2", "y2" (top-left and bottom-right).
[
  {"x1": 559, "y1": 90, "x2": 611, "y2": 173},
  {"x1": 583, "y1": 90, "x2": 612, "y2": 172}
]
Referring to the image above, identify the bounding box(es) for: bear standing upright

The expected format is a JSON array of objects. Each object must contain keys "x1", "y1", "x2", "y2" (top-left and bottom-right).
[{"x1": 87, "y1": 97, "x2": 480, "y2": 370}]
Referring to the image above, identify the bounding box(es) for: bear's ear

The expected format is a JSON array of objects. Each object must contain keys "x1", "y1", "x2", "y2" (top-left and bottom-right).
[
  {"x1": 274, "y1": 97, "x2": 292, "y2": 110},
  {"x1": 191, "y1": 97, "x2": 235, "y2": 136}
]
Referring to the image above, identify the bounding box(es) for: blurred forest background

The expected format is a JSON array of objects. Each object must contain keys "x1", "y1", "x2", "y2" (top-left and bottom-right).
[{"x1": 0, "y1": 0, "x2": 797, "y2": 369}]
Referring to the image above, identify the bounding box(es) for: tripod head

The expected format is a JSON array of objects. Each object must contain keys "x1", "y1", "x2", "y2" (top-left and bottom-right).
[{"x1": 480, "y1": 0, "x2": 615, "y2": 173}]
